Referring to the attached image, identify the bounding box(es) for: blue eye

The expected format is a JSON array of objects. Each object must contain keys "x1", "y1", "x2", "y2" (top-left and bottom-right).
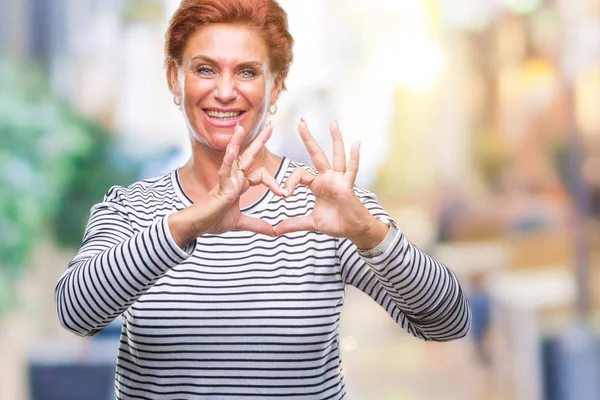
[
  {"x1": 196, "y1": 66, "x2": 214, "y2": 75},
  {"x1": 239, "y1": 69, "x2": 257, "y2": 79}
]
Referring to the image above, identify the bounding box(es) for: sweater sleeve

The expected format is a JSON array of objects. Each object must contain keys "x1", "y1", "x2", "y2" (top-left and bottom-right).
[
  {"x1": 54, "y1": 186, "x2": 195, "y2": 337},
  {"x1": 338, "y1": 188, "x2": 471, "y2": 341}
]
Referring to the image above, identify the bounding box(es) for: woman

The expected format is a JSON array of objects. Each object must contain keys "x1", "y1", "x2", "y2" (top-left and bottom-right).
[{"x1": 55, "y1": 0, "x2": 471, "y2": 398}]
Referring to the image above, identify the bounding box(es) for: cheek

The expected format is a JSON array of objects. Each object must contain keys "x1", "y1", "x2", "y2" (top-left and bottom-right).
[
  {"x1": 183, "y1": 78, "x2": 212, "y2": 100},
  {"x1": 240, "y1": 82, "x2": 268, "y2": 105}
]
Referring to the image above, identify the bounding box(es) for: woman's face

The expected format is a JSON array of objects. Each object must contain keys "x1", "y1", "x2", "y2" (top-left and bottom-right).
[{"x1": 172, "y1": 24, "x2": 282, "y2": 151}]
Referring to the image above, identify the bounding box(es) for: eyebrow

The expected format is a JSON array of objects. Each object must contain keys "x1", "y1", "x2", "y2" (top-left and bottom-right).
[{"x1": 191, "y1": 55, "x2": 264, "y2": 69}]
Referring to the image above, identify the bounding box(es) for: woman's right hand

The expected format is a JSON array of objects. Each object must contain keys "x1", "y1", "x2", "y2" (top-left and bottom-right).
[{"x1": 168, "y1": 123, "x2": 283, "y2": 248}]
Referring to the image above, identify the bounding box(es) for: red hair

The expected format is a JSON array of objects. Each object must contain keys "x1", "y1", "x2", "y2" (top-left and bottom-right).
[{"x1": 165, "y1": 0, "x2": 294, "y2": 92}]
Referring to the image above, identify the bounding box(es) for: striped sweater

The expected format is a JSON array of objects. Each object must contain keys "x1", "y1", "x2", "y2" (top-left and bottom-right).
[{"x1": 55, "y1": 157, "x2": 471, "y2": 399}]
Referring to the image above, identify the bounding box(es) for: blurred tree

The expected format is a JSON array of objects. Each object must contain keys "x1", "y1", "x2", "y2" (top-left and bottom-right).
[{"x1": 0, "y1": 61, "x2": 138, "y2": 315}]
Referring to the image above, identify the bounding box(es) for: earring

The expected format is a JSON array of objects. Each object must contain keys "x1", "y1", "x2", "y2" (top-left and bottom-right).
[
  {"x1": 173, "y1": 96, "x2": 181, "y2": 107},
  {"x1": 268, "y1": 104, "x2": 278, "y2": 115}
]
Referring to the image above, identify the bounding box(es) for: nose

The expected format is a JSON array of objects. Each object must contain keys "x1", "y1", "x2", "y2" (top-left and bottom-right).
[{"x1": 213, "y1": 75, "x2": 237, "y2": 103}]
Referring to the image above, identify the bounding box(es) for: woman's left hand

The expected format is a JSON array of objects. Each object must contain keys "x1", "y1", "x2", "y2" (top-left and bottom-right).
[{"x1": 274, "y1": 120, "x2": 389, "y2": 249}]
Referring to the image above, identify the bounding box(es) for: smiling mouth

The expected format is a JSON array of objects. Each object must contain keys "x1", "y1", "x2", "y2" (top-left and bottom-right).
[{"x1": 205, "y1": 110, "x2": 244, "y2": 120}]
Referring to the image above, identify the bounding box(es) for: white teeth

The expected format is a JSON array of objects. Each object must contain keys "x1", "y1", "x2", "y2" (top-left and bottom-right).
[{"x1": 206, "y1": 110, "x2": 242, "y2": 118}]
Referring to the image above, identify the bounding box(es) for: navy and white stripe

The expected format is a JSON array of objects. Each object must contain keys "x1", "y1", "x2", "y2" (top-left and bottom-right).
[{"x1": 55, "y1": 157, "x2": 471, "y2": 399}]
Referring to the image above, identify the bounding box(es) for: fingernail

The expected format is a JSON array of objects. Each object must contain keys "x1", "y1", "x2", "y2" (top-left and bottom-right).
[
  {"x1": 265, "y1": 119, "x2": 272, "y2": 127},
  {"x1": 299, "y1": 118, "x2": 307, "y2": 127},
  {"x1": 234, "y1": 122, "x2": 240, "y2": 132},
  {"x1": 332, "y1": 120, "x2": 339, "y2": 128},
  {"x1": 282, "y1": 187, "x2": 289, "y2": 197}
]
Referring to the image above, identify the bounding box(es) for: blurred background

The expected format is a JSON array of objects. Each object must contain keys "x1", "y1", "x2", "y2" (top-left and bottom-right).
[{"x1": 1, "y1": 0, "x2": 599, "y2": 399}]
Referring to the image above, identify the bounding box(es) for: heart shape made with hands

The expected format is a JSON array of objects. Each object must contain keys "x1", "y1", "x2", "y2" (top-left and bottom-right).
[{"x1": 215, "y1": 119, "x2": 377, "y2": 243}]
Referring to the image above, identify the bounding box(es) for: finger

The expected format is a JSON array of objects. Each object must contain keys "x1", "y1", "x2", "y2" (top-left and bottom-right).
[
  {"x1": 346, "y1": 141, "x2": 361, "y2": 184},
  {"x1": 218, "y1": 143, "x2": 236, "y2": 185},
  {"x1": 330, "y1": 121, "x2": 347, "y2": 172},
  {"x1": 246, "y1": 168, "x2": 284, "y2": 197},
  {"x1": 218, "y1": 124, "x2": 244, "y2": 187},
  {"x1": 236, "y1": 214, "x2": 275, "y2": 236},
  {"x1": 228, "y1": 123, "x2": 246, "y2": 160},
  {"x1": 283, "y1": 167, "x2": 317, "y2": 197},
  {"x1": 239, "y1": 122, "x2": 272, "y2": 171},
  {"x1": 298, "y1": 119, "x2": 330, "y2": 172},
  {"x1": 274, "y1": 216, "x2": 316, "y2": 236}
]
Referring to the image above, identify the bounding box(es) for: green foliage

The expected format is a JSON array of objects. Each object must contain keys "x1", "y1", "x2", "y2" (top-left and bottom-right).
[{"x1": 0, "y1": 61, "x2": 138, "y2": 314}]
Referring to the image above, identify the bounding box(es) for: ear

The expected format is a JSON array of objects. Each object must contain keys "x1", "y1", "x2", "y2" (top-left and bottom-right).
[
  {"x1": 269, "y1": 74, "x2": 284, "y2": 105},
  {"x1": 168, "y1": 60, "x2": 181, "y2": 97}
]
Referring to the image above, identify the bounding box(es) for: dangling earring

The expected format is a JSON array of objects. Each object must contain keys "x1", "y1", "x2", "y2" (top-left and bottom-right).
[
  {"x1": 173, "y1": 96, "x2": 181, "y2": 107},
  {"x1": 268, "y1": 104, "x2": 278, "y2": 115}
]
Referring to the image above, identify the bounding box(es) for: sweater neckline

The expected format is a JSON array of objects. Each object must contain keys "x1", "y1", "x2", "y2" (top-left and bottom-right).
[{"x1": 170, "y1": 157, "x2": 289, "y2": 213}]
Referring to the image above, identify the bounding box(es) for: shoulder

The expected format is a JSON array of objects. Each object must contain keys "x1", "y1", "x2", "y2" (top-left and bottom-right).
[
  {"x1": 354, "y1": 185, "x2": 379, "y2": 202},
  {"x1": 285, "y1": 158, "x2": 317, "y2": 175},
  {"x1": 104, "y1": 171, "x2": 175, "y2": 204}
]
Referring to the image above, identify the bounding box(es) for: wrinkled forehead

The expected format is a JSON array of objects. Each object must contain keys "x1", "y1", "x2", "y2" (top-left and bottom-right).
[{"x1": 181, "y1": 24, "x2": 271, "y2": 70}]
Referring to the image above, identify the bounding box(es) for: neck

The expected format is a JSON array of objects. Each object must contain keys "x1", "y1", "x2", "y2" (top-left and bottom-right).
[{"x1": 179, "y1": 138, "x2": 281, "y2": 201}]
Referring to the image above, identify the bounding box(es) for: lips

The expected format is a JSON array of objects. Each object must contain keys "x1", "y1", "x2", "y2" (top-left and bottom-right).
[
  {"x1": 205, "y1": 110, "x2": 243, "y2": 119},
  {"x1": 202, "y1": 109, "x2": 246, "y2": 127}
]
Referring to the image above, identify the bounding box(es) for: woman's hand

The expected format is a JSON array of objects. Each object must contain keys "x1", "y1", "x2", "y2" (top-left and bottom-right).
[
  {"x1": 169, "y1": 123, "x2": 284, "y2": 247},
  {"x1": 273, "y1": 120, "x2": 388, "y2": 249}
]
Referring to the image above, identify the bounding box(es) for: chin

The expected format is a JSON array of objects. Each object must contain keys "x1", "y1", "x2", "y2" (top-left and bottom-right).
[
  {"x1": 187, "y1": 117, "x2": 260, "y2": 151},
  {"x1": 189, "y1": 132, "x2": 230, "y2": 152}
]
